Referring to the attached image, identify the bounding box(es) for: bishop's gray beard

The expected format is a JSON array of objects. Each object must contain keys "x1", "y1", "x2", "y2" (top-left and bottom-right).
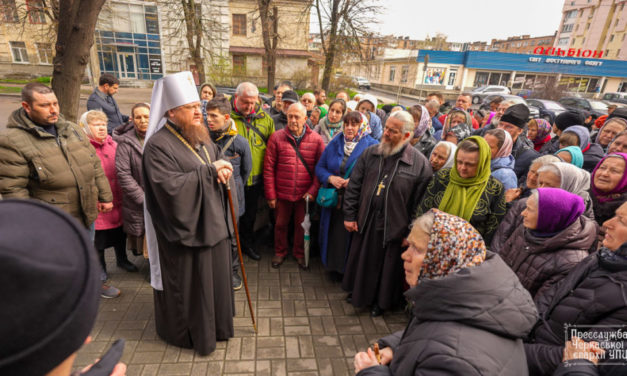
[{"x1": 180, "y1": 121, "x2": 210, "y2": 147}]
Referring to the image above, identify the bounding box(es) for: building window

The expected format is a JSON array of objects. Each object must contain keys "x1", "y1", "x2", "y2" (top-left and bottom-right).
[
  {"x1": 586, "y1": 23, "x2": 590, "y2": 30},
  {"x1": 10, "y1": 41, "x2": 29, "y2": 63},
  {"x1": 610, "y1": 35, "x2": 615, "y2": 42},
  {"x1": 36, "y1": 43, "x2": 52, "y2": 64},
  {"x1": 400, "y1": 65, "x2": 409, "y2": 83},
  {"x1": 561, "y1": 24, "x2": 573, "y2": 33},
  {"x1": 232, "y1": 54, "x2": 246, "y2": 74},
  {"x1": 1, "y1": 0, "x2": 18, "y2": 22},
  {"x1": 232, "y1": 14, "x2": 246, "y2": 36},
  {"x1": 26, "y1": 0, "x2": 46, "y2": 24},
  {"x1": 558, "y1": 37, "x2": 569, "y2": 46},
  {"x1": 389, "y1": 66, "x2": 396, "y2": 82},
  {"x1": 605, "y1": 49, "x2": 610, "y2": 57}
]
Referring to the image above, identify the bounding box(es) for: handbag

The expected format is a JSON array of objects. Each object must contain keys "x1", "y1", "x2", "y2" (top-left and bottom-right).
[{"x1": 316, "y1": 161, "x2": 356, "y2": 208}]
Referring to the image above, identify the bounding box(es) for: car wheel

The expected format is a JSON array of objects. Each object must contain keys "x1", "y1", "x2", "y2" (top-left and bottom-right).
[{"x1": 472, "y1": 96, "x2": 480, "y2": 104}]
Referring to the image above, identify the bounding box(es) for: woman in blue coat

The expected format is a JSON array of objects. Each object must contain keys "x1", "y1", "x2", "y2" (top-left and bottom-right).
[{"x1": 316, "y1": 111, "x2": 378, "y2": 275}]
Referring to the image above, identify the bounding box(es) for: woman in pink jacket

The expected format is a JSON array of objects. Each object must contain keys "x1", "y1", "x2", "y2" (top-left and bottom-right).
[{"x1": 80, "y1": 110, "x2": 138, "y2": 286}]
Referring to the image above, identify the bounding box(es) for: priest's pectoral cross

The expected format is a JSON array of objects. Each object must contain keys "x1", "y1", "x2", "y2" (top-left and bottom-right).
[{"x1": 376, "y1": 175, "x2": 388, "y2": 196}]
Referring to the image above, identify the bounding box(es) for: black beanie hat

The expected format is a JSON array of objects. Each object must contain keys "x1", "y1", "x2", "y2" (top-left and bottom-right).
[
  {"x1": 0, "y1": 200, "x2": 100, "y2": 375},
  {"x1": 499, "y1": 103, "x2": 530, "y2": 129},
  {"x1": 555, "y1": 109, "x2": 585, "y2": 131}
]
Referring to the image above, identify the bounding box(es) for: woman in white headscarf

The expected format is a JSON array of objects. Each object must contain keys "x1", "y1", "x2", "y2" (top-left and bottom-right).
[{"x1": 428, "y1": 141, "x2": 457, "y2": 172}]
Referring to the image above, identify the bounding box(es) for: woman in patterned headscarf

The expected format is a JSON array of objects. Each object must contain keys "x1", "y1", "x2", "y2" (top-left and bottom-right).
[
  {"x1": 441, "y1": 108, "x2": 472, "y2": 144},
  {"x1": 527, "y1": 118, "x2": 552, "y2": 152},
  {"x1": 352, "y1": 209, "x2": 537, "y2": 375},
  {"x1": 408, "y1": 104, "x2": 437, "y2": 157},
  {"x1": 315, "y1": 111, "x2": 378, "y2": 276}
]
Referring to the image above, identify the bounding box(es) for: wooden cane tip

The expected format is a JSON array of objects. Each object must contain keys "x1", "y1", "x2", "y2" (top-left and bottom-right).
[{"x1": 253, "y1": 324, "x2": 258, "y2": 333}]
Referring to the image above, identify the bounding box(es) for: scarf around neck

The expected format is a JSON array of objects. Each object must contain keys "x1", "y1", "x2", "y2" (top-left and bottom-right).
[
  {"x1": 319, "y1": 116, "x2": 343, "y2": 141},
  {"x1": 439, "y1": 136, "x2": 492, "y2": 221}
]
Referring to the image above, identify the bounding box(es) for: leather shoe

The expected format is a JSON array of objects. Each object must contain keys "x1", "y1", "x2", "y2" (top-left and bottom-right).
[
  {"x1": 117, "y1": 260, "x2": 138, "y2": 272},
  {"x1": 370, "y1": 304, "x2": 384, "y2": 317},
  {"x1": 296, "y1": 257, "x2": 308, "y2": 270},
  {"x1": 271, "y1": 255, "x2": 285, "y2": 268},
  {"x1": 346, "y1": 293, "x2": 352, "y2": 304},
  {"x1": 244, "y1": 246, "x2": 261, "y2": 261}
]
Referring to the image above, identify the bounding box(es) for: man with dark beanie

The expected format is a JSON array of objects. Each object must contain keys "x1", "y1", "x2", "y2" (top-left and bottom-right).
[
  {"x1": 497, "y1": 103, "x2": 539, "y2": 179},
  {"x1": 540, "y1": 109, "x2": 586, "y2": 155},
  {"x1": 0, "y1": 200, "x2": 126, "y2": 376}
]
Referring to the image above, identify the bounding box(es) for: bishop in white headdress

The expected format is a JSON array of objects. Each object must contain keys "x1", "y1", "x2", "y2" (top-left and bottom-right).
[{"x1": 143, "y1": 71, "x2": 236, "y2": 356}]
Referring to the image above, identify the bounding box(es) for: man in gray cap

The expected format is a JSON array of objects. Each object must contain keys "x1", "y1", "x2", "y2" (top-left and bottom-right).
[
  {"x1": 271, "y1": 89, "x2": 300, "y2": 131},
  {"x1": 143, "y1": 71, "x2": 237, "y2": 356}
]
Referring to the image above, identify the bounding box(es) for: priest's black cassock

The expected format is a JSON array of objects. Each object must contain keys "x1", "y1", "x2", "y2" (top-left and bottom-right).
[{"x1": 143, "y1": 123, "x2": 236, "y2": 355}]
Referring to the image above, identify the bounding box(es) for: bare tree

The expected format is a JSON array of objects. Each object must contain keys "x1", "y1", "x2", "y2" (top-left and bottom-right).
[
  {"x1": 314, "y1": 0, "x2": 378, "y2": 91},
  {"x1": 158, "y1": 0, "x2": 228, "y2": 85},
  {"x1": 51, "y1": 0, "x2": 106, "y2": 122},
  {"x1": 256, "y1": 0, "x2": 278, "y2": 90}
]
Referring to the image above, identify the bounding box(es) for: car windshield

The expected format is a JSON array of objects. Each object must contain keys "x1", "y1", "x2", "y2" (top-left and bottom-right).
[
  {"x1": 589, "y1": 100, "x2": 608, "y2": 111},
  {"x1": 542, "y1": 101, "x2": 566, "y2": 110}
]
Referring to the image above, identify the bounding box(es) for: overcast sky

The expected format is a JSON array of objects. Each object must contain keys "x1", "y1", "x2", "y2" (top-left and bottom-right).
[{"x1": 312, "y1": 0, "x2": 565, "y2": 43}]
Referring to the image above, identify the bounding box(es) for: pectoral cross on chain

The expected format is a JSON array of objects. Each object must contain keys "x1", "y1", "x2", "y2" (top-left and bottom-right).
[{"x1": 376, "y1": 175, "x2": 388, "y2": 196}]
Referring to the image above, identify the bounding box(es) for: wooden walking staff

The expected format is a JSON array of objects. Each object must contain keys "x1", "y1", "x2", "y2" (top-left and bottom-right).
[{"x1": 225, "y1": 181, "x2": 257, "y2": 333}]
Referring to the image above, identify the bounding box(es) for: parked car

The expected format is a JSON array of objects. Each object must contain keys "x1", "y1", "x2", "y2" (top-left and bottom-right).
[
  {"x1": 515, "y1": 89, "x2": 535, "y2": 99},
  {"x1": 481, "y1": 94, "x2": 540, "y2": 119},
  {"x1": 559, "y1": 97, "x2": 608, "y2": 117},
  {"x1": 471, "y1": 85, "x2": 511, "y2": 104},
  {"x1": 601, "y1": 92, "x2": 627, "y2": 105},
  {"x1": 526, "y1": 99, "x2": 567, "y2": 123},
  {"x1": 353, "y1": 76, "x2": 371, "y2": 90}
]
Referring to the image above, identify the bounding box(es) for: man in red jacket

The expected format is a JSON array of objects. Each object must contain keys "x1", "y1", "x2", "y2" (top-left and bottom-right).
[{"x1": 264, "y1": 103, "x2": 325, "y2": 269}]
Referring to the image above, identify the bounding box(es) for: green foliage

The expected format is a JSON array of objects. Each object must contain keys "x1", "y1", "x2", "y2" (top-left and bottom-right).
[
  {"x1": 0, "y1": 76, "x2": 51, "y2": 84},
  {"x1": 0, "y1": 86, "x2": 23, "y2": 93}
]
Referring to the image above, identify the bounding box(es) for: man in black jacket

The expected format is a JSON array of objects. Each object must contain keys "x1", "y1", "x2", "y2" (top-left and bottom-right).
[
  {"x1": 87, "y1": 74, "x2": 128, "y2": 134},
  {"x1": 497, "y1": 103, "x2": 539, "y2": 179}
]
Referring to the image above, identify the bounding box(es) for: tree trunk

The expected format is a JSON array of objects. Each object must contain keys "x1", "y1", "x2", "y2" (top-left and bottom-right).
[
  {"x1": 182, "y1": 0, "x2": 206, "y2": 84},
  {"x1": 258, "y1": 0, "x2": 277, "y2": 90},
  {"x1": 320, "y1": 0, "x2": 341, "y2": 91},
  {"x1": 51, "y1": 0, "x2": 106, "y2": 123}
]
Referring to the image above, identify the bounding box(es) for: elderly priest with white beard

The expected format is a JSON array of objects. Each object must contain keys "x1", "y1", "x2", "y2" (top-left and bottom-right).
[{"x1": 342, "y1": 111, "x2": 433, "y2": 318}]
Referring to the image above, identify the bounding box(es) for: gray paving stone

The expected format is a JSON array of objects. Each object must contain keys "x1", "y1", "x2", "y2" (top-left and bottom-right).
[{"x1": 72, "y1": 247, "x2": 409, "y2": 375}]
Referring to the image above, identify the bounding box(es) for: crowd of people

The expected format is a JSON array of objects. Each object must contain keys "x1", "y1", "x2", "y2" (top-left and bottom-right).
[{"x1": 0, "y1": 72, "x2": 626, "y2": 375}]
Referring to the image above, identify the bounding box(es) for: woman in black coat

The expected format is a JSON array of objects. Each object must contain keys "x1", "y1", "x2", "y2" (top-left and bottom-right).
[
  {"x1": 353, "y1": 209, "x2": 537, "y2": 376},
  {"x1": 525, "y1": 202, "x2": 627, "y2": 376},
  {"x1": 498, "y1": 188, "x2": 597, "y2": 302},
  {"x1": 113, "y1": 103, "x2": 150, "y2": 257}
]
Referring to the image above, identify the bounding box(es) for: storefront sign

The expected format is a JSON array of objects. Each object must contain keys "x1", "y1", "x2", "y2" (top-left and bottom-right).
[
  {"x1": 149, "y1": 58, "x2": 162, "y2": 73},
  {"x1": 533, "y1": 47, "x2": 604, "y2": 58},
  {"x1": 528, "y1": 56, "x2": 603, "y2": 67}
]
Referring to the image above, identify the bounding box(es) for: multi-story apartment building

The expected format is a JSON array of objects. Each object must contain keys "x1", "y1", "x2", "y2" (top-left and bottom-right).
[
  {"x1": 0, "y1": 0, "x2": 55, "y2": 78},
  {"x1": 491, "y1": 34, "x2": 556, "y2": 54},
  {"x1": 228, "y1": 0, "x2": 312, "y2": 87},
  {"x1": 554, "y1": 0, "x2": 627, "y2": 60}
]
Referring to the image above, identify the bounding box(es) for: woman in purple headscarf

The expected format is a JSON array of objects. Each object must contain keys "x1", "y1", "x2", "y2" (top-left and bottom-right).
[
  {"x1": 527, "y1": 118, "x2": 552, "y2": 152},
  {"x1": 591, "y1": 152, "x2": 627, "y2": 226},
  {"x1": 497, "y1": 188, "x2": 598, "y2": 302}
]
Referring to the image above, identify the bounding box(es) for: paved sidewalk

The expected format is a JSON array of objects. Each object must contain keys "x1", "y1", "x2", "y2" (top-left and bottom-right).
[{"x1": 75, "y1": 244, "x2": 409, "y2": 376}]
